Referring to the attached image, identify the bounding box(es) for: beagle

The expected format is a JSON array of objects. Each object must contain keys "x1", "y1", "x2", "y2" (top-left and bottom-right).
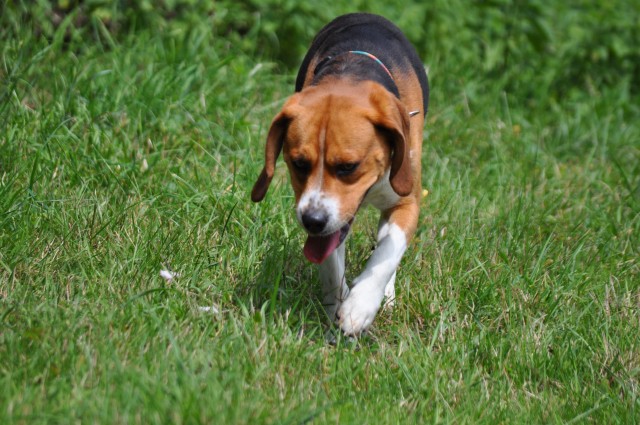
[{"x1": 252, "y1": 13, "x2": 429, "y2": 335}]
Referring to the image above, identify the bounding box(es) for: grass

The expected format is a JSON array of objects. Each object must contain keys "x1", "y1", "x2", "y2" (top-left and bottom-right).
[{"x1": 1, "y1": 4, "x2": 639, "y2": 424}]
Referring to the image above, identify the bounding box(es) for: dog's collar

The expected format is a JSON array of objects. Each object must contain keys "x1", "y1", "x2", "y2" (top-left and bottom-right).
[
  {"x1": 350, "y1": 52, "x2": 421, "y2": 117},
  {"x1": 313, "y1": 50, "x2": 399, "y2": 97},
  {"x1": 313, "y1": 51, "x2": 420, "y2": 117},
  {"x1": 348, "y1": 50, "x2": 394, "y2": 82}
]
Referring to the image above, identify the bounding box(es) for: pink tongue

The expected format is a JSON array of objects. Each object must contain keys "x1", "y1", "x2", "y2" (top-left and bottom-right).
[{"x1": 303, "y1": 230, "x2": 341, "y2": 264}]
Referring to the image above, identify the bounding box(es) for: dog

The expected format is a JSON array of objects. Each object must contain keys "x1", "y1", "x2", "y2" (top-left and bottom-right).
[{"x1": 251, "y1": 13, "x2": 429, "y2": 335}]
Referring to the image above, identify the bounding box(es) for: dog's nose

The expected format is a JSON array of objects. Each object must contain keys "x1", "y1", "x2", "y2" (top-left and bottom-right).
[{"x1": 301, "y1": 210, "x2": 328, "y2": 234}]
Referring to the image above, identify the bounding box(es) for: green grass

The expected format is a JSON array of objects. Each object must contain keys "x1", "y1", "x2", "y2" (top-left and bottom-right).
[{"x1": 1, "y1": 3, "x2": 639, "y2": 424}]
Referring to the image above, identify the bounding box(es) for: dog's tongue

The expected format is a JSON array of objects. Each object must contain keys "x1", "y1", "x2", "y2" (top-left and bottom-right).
[{"x1": 303, "y1": 230, "x2": 341, "y2": 264}]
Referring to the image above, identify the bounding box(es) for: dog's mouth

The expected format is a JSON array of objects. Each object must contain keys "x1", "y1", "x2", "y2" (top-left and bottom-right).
[{"x1": 303, "y1": 220, "x2": 352, "y2": 264}]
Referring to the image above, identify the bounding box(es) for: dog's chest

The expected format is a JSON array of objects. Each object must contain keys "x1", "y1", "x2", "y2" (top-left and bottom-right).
[{"x1": 362, "y1": 170, "x2": 401, "y2": 211}]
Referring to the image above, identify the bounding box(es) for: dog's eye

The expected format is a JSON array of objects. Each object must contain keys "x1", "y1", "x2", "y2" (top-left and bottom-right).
[
  {"x1": 291, "y1": 158, "x2": 311, "y2": 174},
  {"x1": 335, "y1": 162, "x2": 359, "y2": 177}
]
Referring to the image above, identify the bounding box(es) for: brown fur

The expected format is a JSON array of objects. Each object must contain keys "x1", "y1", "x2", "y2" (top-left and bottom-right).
[{"x1": 252, "y1": 76, "x2": 424, "y2": 240}]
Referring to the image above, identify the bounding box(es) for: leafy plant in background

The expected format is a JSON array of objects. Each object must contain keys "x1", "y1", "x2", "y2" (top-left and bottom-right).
[{"x1": 3, "y1": 0, "x2": 639, "y2": 103}]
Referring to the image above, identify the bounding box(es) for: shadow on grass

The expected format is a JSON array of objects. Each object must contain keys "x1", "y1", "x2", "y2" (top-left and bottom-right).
[{"x1": 236, "y1": 230, "x2": 332, "y2": 340}]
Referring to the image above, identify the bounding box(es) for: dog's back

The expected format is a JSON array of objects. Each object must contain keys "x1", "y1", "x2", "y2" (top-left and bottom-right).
[{"x1": 295, "y1": 13, "x2": 429, "y2": 116}]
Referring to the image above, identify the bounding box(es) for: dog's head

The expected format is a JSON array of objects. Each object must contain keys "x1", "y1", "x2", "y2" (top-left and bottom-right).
[{"x1": 251, "y1": 81, "x2": 412, "y2": 263}]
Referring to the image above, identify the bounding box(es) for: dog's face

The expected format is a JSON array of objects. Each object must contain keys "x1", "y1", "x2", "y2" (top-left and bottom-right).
[{"x1": 252, "y1": 81, "x2": 412, "y2": 263}]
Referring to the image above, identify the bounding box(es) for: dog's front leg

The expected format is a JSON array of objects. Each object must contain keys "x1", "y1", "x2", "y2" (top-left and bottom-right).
[
  {"x1": 319, "y1": 242, "x2": 349, "y2": 321},
  {"x1": 380, "y1": 215, "x2": 399, "y2": 310},
  {"x1": 338, "y1": 204, "x2": 416, "y2": 335}
]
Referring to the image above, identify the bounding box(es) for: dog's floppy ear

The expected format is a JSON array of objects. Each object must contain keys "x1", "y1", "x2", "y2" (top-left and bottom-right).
[
  {"x1": 368, "y1": 85, "x2": 413, "y2": 197},
  {"x1": 251, "y1": 112, "x2": 289, "y2": 202},
  {"x1": 251, "y1": 95, "x2": 300, "y2": 202}
]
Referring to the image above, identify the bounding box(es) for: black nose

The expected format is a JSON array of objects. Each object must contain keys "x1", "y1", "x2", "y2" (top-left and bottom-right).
[{"x1": 301, "y1": 210, "x2": 328, "y2": 234}]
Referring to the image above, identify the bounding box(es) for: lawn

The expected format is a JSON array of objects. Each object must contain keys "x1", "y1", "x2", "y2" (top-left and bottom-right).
[{"x1": 1, "y1": 1, "x2": 639, "y2": 424}]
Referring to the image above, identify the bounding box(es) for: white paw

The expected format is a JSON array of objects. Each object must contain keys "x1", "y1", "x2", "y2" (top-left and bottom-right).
[{"x1": 337, "y1": 285, "x2": 383, "y2": 336}]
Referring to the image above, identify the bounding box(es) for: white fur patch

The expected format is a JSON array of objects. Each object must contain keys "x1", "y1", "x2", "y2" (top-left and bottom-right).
[{"x1": 363, "y1": 170, "x2": 401, "y2": 211}]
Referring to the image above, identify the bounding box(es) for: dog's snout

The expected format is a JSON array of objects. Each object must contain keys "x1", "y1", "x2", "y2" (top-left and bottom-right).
[{"x1": 301, "y1": 210, "x2": 329, "y2": 234}]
